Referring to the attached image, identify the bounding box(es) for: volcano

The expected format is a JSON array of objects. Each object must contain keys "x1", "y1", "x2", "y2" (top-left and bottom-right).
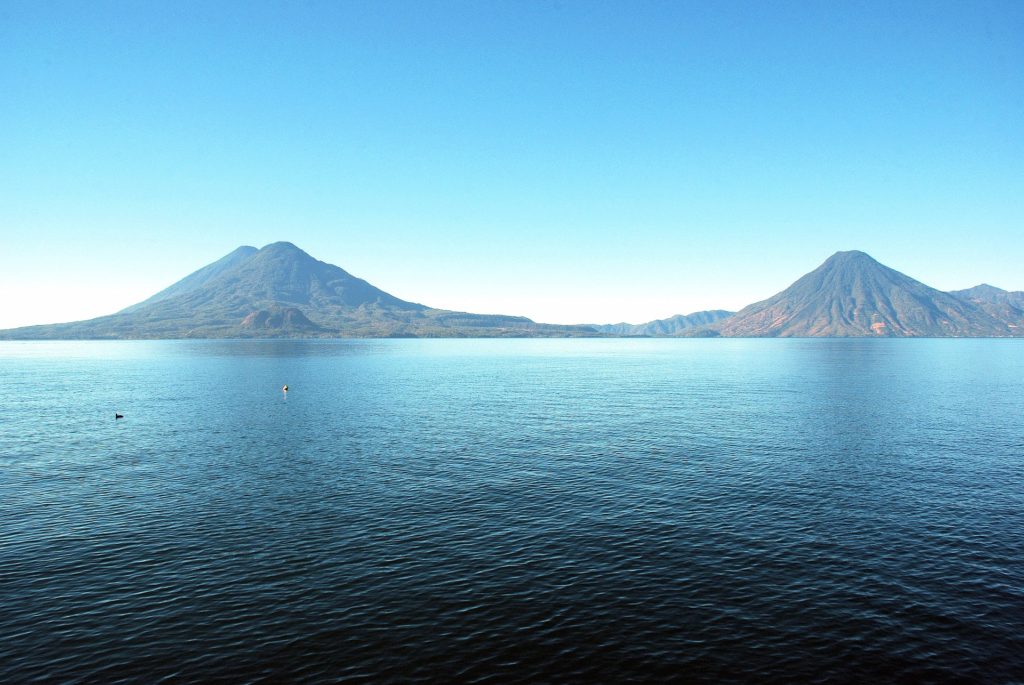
[
  {"x1": 0, "y1": 242, "x2": 597, "y2": 339},
  {"x1": 715, "y1": 251, "x2": 1016, "y2": 337}
]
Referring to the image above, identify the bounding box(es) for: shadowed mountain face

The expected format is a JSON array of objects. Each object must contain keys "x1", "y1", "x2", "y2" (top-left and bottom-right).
[
  {"x1": 716, "y1": 251, "x2": 1019, "y2": 337},
  {"x1": 0, "y1": 242, "x2": 598, "y2": 339},
  {"x1": 593, "y1": 310, "x2": 734, "y2": 336}
]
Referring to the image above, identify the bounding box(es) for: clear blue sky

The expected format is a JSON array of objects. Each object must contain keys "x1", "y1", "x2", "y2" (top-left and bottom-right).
[{"x1": 2, "y1": 0, "x2": 1021, "y2": 328}]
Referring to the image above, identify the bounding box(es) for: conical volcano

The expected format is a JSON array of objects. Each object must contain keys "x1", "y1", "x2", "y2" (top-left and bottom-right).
[{"x1": 717, "y1": 250, "x2": 1014, "y2": 337}]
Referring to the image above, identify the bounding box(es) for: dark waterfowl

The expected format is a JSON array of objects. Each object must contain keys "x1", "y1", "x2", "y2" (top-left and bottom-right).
[{"x1": 115, "y1": 413, "x2": 123, "y2": 419}]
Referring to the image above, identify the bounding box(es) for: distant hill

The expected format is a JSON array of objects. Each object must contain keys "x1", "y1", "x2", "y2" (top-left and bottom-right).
[
  {"x1": 949, "y1": 283, "x2": 1024, "y2": 304},
  {"x1": 949, "y1": 284, "x2": 1024, "y2": 333},
  {"x1": 593, "y1": 310, "x2": 734, "y2": 336},
  {"x1": 0, "y1": 242, "x2": 599, "y2": 339},
  {"x1": 715, "y1": 251, "x2": 1020, "y2": 337}
]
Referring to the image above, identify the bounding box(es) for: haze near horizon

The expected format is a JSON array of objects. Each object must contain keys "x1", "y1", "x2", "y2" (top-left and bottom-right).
[{"x1": 1, "y1": 1, "x2": 1022, "y2": 329}]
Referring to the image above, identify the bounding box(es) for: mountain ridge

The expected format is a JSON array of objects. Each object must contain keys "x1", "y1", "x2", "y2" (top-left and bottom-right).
[
  {"x1": 1, "y1": 245, "x2": 1021, "y2": 339},
  {"x1": 947, "y1": 283, "x2": 1024, "y2": 333},
  {"x1": 591, "y1": 310, "x2": 734, "y2": 336}
]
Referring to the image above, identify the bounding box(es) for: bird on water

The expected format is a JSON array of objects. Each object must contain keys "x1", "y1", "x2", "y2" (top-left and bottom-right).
[
  {"x1": 115, "y1": 413, "x2": 123, "y2": 419},
  {"x1": 283, "y1": 384, "x2": 289, "y2": 392}
]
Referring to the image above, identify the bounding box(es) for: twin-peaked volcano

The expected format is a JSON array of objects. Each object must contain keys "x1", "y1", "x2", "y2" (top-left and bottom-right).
[
  {"x1": 124, "y1": 241, "x2": 426, "y2": 322},
  {"x1": 716, "y1": 250, "x2": 1018, "y2": 337},
  {"x1": 1, "y1": 242, "x2": 595, "y2": 338}
]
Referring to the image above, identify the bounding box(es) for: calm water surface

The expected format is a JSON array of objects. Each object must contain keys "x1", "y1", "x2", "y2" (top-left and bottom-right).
[{"x1": 1, "y1": 339, "x2": 1022, "y2": 683}]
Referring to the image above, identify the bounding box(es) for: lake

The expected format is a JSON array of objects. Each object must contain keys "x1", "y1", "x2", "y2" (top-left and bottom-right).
[{"x1": 1, "y1": 339, "x2": 1022, "y2": 683}]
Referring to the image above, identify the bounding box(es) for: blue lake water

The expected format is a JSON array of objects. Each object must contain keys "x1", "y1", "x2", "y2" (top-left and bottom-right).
[{"x1": 1, "y1": 339, "x2": 1022, "y2": 683}]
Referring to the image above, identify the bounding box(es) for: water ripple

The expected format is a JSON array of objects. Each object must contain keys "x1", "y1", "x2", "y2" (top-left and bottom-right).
[{"x1": 1, "y1": 339, "x2": 1022, "y2": 683}]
